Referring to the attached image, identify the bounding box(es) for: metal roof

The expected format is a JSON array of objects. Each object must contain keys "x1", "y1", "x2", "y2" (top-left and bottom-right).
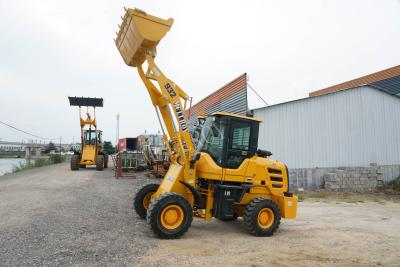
[
  {"x1": 187, "y1": 73, "x2": 247, "y2": 116},
  {"x1": 309, "y1": 65, "x2": 400, "y2": 97},
  {"x1": 252, "y1": 84, "x2": 400, "y2": 113},
  {"x1": 369, "y1": 76, "x2": 400, "y2": 96}
]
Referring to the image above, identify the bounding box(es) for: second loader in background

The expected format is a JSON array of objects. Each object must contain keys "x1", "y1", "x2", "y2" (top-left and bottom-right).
[{"x1": 68, "y1": 97, "x2": 108, "y2": 171}]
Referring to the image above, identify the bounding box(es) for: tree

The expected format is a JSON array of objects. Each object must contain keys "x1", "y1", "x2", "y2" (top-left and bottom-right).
[
  {"x1": 103, "y1": 141, "x2": 115, "y2": 154},
  {"x1": 44, "y1": 142, "x2": 56, "y2": 154}
]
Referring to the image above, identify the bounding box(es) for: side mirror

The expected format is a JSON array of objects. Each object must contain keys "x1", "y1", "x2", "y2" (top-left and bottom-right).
[{"x1": 256, "y1": 149, "x2": 272, "y2": 157}]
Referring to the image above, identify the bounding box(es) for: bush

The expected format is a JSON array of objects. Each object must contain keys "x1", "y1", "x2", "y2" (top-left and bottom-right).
[
  {"x1": 34, "y1": 159, "x2": 47, "y2": 167},
  {"x1": 388, "y1": 176, "x2": 400, "y2": 191},
  {"x1": 12, "y1": 155, "x2": 66, "y2": 173},
  {"x1": 49, "y1": 154, "x2": 66, "y2": 163}
]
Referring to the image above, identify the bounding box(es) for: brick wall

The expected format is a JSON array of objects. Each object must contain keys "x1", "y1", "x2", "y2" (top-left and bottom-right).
[
  {"x1": 323, "y1": 164, "x2": 384, "y2": 192},
  {"x1": 288, "y1": 164, "x2": 400, "y2": 191}
]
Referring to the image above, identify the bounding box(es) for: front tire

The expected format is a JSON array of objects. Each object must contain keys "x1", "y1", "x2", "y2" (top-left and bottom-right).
[
  {"x1": 147, "y1": 193, "x2": 193, "y2": 239},
  {"x1": 243, "y1": 198, "x2": 281, "y2": 236},
  {"x1": 70, "y1": 155, "x2": 80, "y2": 171},
  {"x1": 96, "y1": 155, "x2": 104, "y2": 171},
  {"x1": 134, "y1": 184, "x2": 159, "y2": 219}
]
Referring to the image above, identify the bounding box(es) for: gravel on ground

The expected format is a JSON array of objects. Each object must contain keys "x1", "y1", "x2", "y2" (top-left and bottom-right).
[{"x1": 1, "y1": 163, "x2": 399, "y2": 266}]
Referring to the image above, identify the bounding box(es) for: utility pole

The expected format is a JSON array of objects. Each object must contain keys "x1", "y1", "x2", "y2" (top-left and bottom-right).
[
  {"x1": 116, "y1": 114, "x2": 120, "y2": 152},
  {"x1": 59, "y1": 136, "x2": 62, "y2": 155}
]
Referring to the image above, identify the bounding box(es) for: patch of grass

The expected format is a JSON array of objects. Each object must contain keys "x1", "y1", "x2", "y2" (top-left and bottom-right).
[
  {"x1": 296, "y1": 190, "x2": 329, "y2": 202},
  {"x1": 12, "y1": 155, "x2": 66, "y2": 173},
  {"x1": 387, "y1": 176, "x2": 400, "y2": 191},
  {"x1": 296, "y1": 189, "x2": 400, "y2": 203}
]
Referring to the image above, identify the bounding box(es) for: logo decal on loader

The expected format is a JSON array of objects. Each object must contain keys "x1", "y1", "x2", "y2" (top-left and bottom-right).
[
  {"x1": 164, "y1": 83, "x2": 176, "y2": 97},
  {"x1": 173, "y1": 101, "x2": 188, "y2": 131}
]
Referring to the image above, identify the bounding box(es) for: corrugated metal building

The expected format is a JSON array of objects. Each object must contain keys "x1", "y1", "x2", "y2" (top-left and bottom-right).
[
  {"x1": 253, "y1": 65, "x2": 400, "y2": 171},
  {"x1": 253, "y1": 86, "x2": 400, "y2": 169},
  {"x1": 187, "y1": 73, "x2": 248, "y2": 128},
  {"x1": 310, "y1": 65, "x2": 400, "y2": 97},
  {"x1": 183, "y1": 65, "x2": 400, "y2": 187}
]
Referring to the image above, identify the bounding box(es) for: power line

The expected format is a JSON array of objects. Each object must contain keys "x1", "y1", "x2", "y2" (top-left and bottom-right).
[
  {"x1": 0, "y1": 120, "x2": 58, "y2": 140},
  {"x1": 247, "y1": 82, "x2": 269, "y2": 107}
]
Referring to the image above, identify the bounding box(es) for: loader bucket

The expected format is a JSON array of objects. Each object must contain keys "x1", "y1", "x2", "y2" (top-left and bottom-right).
[
  {"x1": 115, "y1": 8, "x2": 174, "y2": 67},
  {"x1": 68, "y1": 97, "x2": 103, "y2": 107}
]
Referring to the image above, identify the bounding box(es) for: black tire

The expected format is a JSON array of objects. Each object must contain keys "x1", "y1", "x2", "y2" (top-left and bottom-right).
[
  {"x1": 134, "y1": 184, "x2": 159, "y2": 219},
  {"x1": 70, "y1": 155, "x2": 80, "y2": 171},
  {"x1": 96, "y1": 155, "x2": 104, "y2": 171},
  {"x1": 104, "y1": 155, "x2": 108, "y2": 168},
  {"x1": 147, "y1": 193, "x2": 193, "y2": 239},
  {"x1": 243, "y1": 198, "x2": 281, "y2": 236}
]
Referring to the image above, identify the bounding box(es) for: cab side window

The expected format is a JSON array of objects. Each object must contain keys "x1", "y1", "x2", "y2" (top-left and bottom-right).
[{"x1": 226, "y1": 120, "x2": 252, "y2": 169}]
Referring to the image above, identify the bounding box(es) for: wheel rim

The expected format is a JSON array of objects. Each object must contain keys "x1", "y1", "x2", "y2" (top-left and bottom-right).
[
  {"x1": 258, "y1": 208, "x2": 274, "y2": 229},
  {"x1": 142, "y1": 192, "x2": 153, "y2": 210},
  {"x1": 160, "y1": 204, "x2": 184, "y2": 230}
]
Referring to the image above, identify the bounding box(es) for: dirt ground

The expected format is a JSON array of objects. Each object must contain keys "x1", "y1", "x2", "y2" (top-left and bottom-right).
[
  {"x1": 0, "y1": 163, "x2": 399, "y2": 266},
  {"x1": 143, "y1": 201, "x2": 400, "y2": 267}
]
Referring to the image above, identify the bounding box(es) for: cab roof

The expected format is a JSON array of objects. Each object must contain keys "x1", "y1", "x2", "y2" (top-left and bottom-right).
[{"x1": 212, "y1": 112, "x2": 262, "y2": 122}]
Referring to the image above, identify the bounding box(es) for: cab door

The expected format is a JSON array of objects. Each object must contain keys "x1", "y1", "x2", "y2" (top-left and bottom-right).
[{"x1": 223, "y1": 119, "x2": 254, "y2": 182}]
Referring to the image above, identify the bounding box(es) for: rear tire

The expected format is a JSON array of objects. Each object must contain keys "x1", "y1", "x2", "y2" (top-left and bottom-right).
[
  {"x1": 96, "y1": 155, "x2": 104, "y2": 171},
  {"x1": 147, "y1": 193, "x2": 192, "y2": 239},
  {"x1": 104, "y1": 155, "x2": 108, "y2": 168},
  {"x1": 70, "y1": 155, "x2": 80, "y2": 171},
  {"x1": 243, "y1": 198, "x2": 281, "y2": 236},
  {"x1": 134, "y1": 184, "x2": 159, "y2": 219}
]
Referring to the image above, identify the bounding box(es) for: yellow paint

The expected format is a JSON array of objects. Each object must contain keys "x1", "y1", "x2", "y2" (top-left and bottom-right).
[
  {"x1": 258, "y1": 208, "x2": 274, "y2": 229},
  {"x1": 196, "y1": 153, "x2": 223, "y2": 180},
  {"x1": 80, "y1": 145, "x2": 97, "y2": 165},
  {"x1": 204, "y1": 184, "x2": 214, "y2": 221},
  {"x1": 142, "y1": 192, "x2": 153, "y2": 210},
  {"x1": 160, "y1": 204, "x2": 184, "y2": 230},
  {"x1": 212, "y1": 112, "x2": 262, "y2": 122},
  {"x1": 273, "y1": 195, "x2": 298, "y2": 219},
  {"x1": 72, "y1": 105, "x2": 103, "y2": 166},
  {"x1": 115, "y1": 8, "x2": 173, "y2": 67},
  {"x1": 115, "y1": 7, "x2": 297, "y2": 229}
]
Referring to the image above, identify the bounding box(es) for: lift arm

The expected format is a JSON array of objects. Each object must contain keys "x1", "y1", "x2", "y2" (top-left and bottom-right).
[{"x1": 115, "y1": 8, "x2": 196, "y2": 171}]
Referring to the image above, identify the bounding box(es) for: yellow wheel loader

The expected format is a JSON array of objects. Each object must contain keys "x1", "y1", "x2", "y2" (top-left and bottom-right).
[
  {"x1": 68, "y1": 97, "x2": 108, "y2": 171},
  {"x1": 115, "y1": 8, "x2": 297, "y2": 239}
]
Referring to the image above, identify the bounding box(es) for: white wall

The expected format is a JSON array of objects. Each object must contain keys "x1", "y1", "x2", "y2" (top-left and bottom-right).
[{"x1": 253, "y1": 86, "x2": 400, "y2": 168}]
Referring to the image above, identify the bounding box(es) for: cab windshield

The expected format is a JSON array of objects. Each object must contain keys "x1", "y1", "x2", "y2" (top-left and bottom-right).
[
  {"x1": 84, "y1": 130, "x2": 97, "y2": 145},
  {"x1": 197, "y1": 117, "x2": 226, "y2": 165}
]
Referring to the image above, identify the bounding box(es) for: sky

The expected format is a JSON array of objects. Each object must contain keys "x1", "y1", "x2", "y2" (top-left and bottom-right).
[{"x1": 1, "y1": 0, "x2": 400, "y2": 145}]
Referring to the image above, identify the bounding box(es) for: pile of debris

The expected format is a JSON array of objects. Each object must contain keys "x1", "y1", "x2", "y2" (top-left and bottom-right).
[{"x1": 112, "y1": 137, "x2": 169, "y2": 178}]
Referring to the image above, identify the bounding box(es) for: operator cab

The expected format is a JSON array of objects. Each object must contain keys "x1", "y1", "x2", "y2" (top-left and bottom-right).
[
  {"x1": 83, "y1": 129, "x2": 103, "y2": 145},
  {"x1": 197, "y1": 112, "x2": 260, "y2": 169}
]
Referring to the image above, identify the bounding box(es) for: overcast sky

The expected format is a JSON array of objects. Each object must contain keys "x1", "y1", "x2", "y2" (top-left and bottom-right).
[{"x1": 1, "y1": 0, "x2": 399, "y2": 144}]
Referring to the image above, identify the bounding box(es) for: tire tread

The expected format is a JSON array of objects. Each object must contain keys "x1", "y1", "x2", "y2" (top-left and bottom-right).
[
  {"x1": 147, "y1": 192, "x2": 193, "y2": 239},
  {"x1": 133, "y1": 184, "x2": 159, "y2": 219},
  {"x1": 96, "y1": 155, "x2": 104, "y2": 171},
  {"x1": 70, "y1": 155, "x2": 80, "y2": 171},
  {"x1": 243, "y1": 197, "x2": 281, "y2": 236}
]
